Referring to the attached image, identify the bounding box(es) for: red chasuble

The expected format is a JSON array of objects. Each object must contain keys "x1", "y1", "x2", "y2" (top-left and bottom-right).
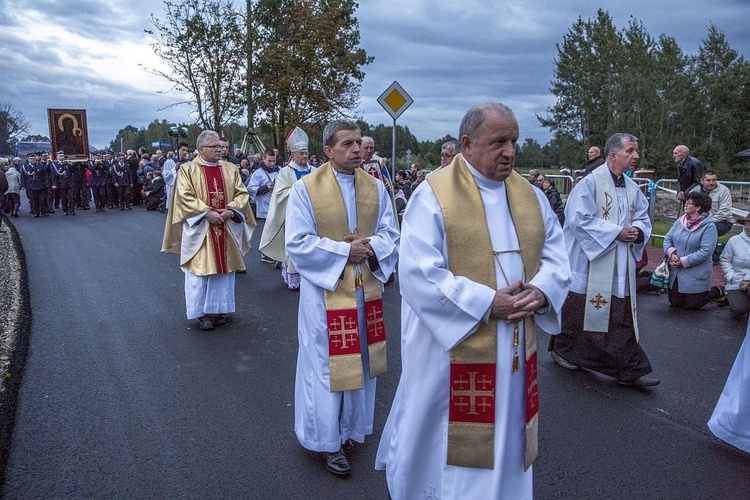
[{"x1": 202, "y1": 165, "x2": 228, "y2": 274}]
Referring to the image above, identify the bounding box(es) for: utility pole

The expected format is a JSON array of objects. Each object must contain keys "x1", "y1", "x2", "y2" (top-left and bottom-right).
[{"x1": 245, "y1": 0, "x2": 255, "y2": 154}]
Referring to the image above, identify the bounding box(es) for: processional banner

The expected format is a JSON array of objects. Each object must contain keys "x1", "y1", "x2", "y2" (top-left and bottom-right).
[{"x1": 47, "y1": 108, "x2": 90, "y2": 161}]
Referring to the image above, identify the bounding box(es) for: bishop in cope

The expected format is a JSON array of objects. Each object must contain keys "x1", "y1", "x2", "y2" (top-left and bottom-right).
[
  {"x1": 375, "y1": 103, "x2": 570, "y2": 499},
  {"x1": 285, "y1": 120, "x2": 399, "y2": 476}
]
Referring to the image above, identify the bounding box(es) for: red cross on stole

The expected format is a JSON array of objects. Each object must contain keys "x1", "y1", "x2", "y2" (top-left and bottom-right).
[
  {"x1": 365, "y1": 298, "x2": 386, "y2": 345},
  {"x1": 326, "y1": 309, "x2": 361, "y2": 355},
  {"x1": 449, "y1": 364, "x2": 495, "y2": 424}
]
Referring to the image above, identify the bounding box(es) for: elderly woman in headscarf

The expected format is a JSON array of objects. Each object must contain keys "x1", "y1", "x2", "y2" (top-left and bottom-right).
[{"x1": 663, "y1": 191, "x2": 724, "y2": 309}]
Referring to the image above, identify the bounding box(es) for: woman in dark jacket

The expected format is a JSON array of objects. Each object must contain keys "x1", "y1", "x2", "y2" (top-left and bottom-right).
[{"x1": 541, "y1": 178, "x2": 565, "y2": 225}]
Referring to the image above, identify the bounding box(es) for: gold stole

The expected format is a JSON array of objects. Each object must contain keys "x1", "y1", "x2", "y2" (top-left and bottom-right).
[
  {"x1": 428, "y1": 155, "x2": 544, "y2": 470},
  {"x1": 302, "y1": 164, "x2": 387, "y2": 392}
]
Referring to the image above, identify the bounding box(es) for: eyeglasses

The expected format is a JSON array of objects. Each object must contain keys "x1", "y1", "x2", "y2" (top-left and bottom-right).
[
  {"x1": 441, "y1": 153, "x2": 455, "y2": 159},
  {"x1": 202, "y1": 144, "x2": 228, "y2": 150}
]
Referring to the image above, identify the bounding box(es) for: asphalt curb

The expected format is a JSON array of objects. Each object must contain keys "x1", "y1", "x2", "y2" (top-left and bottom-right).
[{"x1": 0, "y1": 215, "x2": 32, "y2": 489}]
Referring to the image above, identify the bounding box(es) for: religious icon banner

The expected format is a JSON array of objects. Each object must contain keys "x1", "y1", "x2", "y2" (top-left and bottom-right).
[{"x1": 47, "y1": 109, "x2": 90, "y2": 161}]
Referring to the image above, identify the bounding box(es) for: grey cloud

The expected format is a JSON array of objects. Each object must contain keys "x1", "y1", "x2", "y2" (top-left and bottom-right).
[{"x1": 3, "y1": 0, "x2": 750, "y2": 149}]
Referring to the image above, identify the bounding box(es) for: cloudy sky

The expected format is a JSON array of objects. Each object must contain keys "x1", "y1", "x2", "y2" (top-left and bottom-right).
[{"x1": 1, "y1": 0, "x2": 749, "y2": 150}]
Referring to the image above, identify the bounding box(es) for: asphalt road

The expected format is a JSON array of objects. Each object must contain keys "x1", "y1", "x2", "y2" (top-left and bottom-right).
[{"x1": 2, "y1": 205, "x2": 749, "y2": 499}]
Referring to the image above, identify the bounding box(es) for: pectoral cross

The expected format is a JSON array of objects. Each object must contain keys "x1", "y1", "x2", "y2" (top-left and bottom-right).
[{"x1": 209, "y1": 178, "x2": 225, "y2": 209}]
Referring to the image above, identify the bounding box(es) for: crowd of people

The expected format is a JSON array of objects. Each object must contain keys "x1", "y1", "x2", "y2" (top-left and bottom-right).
[
  {"x1": 2, "y1": 105, "x2": 748, "y2": 497},
  {"x1": 158, "y1": 108, "x2": 747, "y2": 498},
  {"x1": 0, "y1": 148, "x2": 181, "y2": 219}
]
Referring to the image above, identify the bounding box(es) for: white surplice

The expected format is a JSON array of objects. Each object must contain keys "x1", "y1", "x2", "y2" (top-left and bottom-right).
[
  {"x1": 285, "y1": 166, "x2": 399, "y2": 453},
  {"x1": 375, "y1": 163, "x2": 570, "y2": 500},
  {"x1": 563, "y1": 167, "x2": 651, "y2": 297},
  {"x1": 247, "y1": 167, "x2": 279, "y2": 218},
  {"x1": 708, "y1": 319, "x2": 750, "y2": 453}
]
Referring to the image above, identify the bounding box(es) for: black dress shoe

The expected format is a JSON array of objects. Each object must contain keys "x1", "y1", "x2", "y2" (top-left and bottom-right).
[
  {"x1": 342, "y1": 439, "x2": 355, "y2": 454},
  {"x1": 197, "y1": 316, "x2": 215, "y2": 331},
  {"x1": 618, "y1": 376, "x2": 660, "y2": 387},
  {"x1": 324, "y1": 450, "x2": 351, "y2": 476},
  {"x1": 550, "y1": 351, "x2": 580, "y2": 371},
  {"x1": 211, "y1": 314, "x2": 228, "y2": 326}
]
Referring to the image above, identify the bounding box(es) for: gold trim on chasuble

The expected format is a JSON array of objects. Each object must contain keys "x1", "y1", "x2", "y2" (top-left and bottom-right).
[
  {"x1": 302, "y1": 164, "x2": 386, "y2": 393},
  {"x1": 427, "y1": 155, "x2": 544, "y2": 470}
]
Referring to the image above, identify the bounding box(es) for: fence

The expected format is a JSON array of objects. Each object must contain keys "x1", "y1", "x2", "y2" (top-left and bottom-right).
[
  {"x1": 524, "y1": 173, "x2": 750, "y2": 243},
  {"x1": 649, "y1": 179, "x2": 750, "y2": 242}
]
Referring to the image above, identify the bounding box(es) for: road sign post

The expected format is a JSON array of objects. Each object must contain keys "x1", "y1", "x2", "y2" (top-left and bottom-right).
[{"x1": 377, "y1": 81, "x2": 413, "y2": 184}]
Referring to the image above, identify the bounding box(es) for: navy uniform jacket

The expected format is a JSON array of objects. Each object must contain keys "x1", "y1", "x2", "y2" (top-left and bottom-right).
[
  {"x1": 110, "y1": 161, "x2": 132, "y2": 186},
  {"x1": 51, "y1": 161, "x2": 72, "y2": 188},
  {"x1": 70, "y1": 162, "x2": 88, "y2": 183},
  {"x1": 89, "y1": 160, "x2": 109, "y2": 187},
  {"x1": 21, "y1": 161, "x2": 48, "y2": 191}
]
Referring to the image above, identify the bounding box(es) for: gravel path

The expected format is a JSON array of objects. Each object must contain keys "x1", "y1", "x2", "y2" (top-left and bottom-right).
[{"x1": 0, "y1": 216, "x2": 30, "y2": 487}]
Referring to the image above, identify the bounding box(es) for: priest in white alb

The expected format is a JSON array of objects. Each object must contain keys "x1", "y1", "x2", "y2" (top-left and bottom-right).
[
  {"x1": 285, "y1": 120, "x2": 399, "y2": 476},
  {"x1": 549, "y1": 133, "x2": 659, "y2": 387},
  {"x1": 259, "y1": 126, "x2": 316, "y2": 290},
  {"x1": 161, "y1": 130, "x2": 256, "y2": 331},
  {"x1": 375, "y1": 103, "x2": 570, "y2": 499}
]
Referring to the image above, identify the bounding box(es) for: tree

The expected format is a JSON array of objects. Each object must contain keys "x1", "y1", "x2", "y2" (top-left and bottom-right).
[
  {"x1": 145, "y1": 0, "x2": 248, "y2": 132},
  {"x1": 539, "y1": 9, "x2": 622, "y2": 152},
  {"x1": 0, "y1": 103, "x2": 30, "y2": 156},
  {"x1": 253, "y1": 0, "x2": 373, "y2": 151},
  {"x1": 110, "y1": 125, "x2": 142, "y2": 153},
  {"x1": 540, "y1": 12, "x2": 750, "y2": 176},
  {"x1": 516, "y1": 138, "x2": 545, "y2": 169},
  {"x1": 692, "y1": 25, "x2": 749, "y2": 169}
]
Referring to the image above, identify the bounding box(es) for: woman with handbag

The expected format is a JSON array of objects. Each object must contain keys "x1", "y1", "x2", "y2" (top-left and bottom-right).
[
  {"x1": 663, "y1": 191, "x2": 724, "y2": 309},
  {"x1": 720, "y1": 215, "x2": 750, "y2": 319}
]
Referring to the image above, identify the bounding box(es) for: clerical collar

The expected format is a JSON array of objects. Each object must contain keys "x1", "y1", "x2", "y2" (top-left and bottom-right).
[
  {"x1": 331, "y1": 163, "x2": 355, "y2": 175},
  {"x1": 463, "y1": 158, "x2": 503, "y2": 186},
  {"x1": 610, "y1": 170, "x2": 625, "y2": 187},
  {"x1": 199, "y1": 155, "x2": 218, "y2": 166}
]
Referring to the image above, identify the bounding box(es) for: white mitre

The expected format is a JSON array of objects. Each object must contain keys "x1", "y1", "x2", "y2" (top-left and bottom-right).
[{"x1": 285, "y1": 126, "x2": 308, "y2": 152}]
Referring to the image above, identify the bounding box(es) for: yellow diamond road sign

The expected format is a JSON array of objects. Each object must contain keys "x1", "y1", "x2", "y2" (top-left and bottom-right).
[{"x1": 377, "y1": 81, "x2": 413, "y2": 120}]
